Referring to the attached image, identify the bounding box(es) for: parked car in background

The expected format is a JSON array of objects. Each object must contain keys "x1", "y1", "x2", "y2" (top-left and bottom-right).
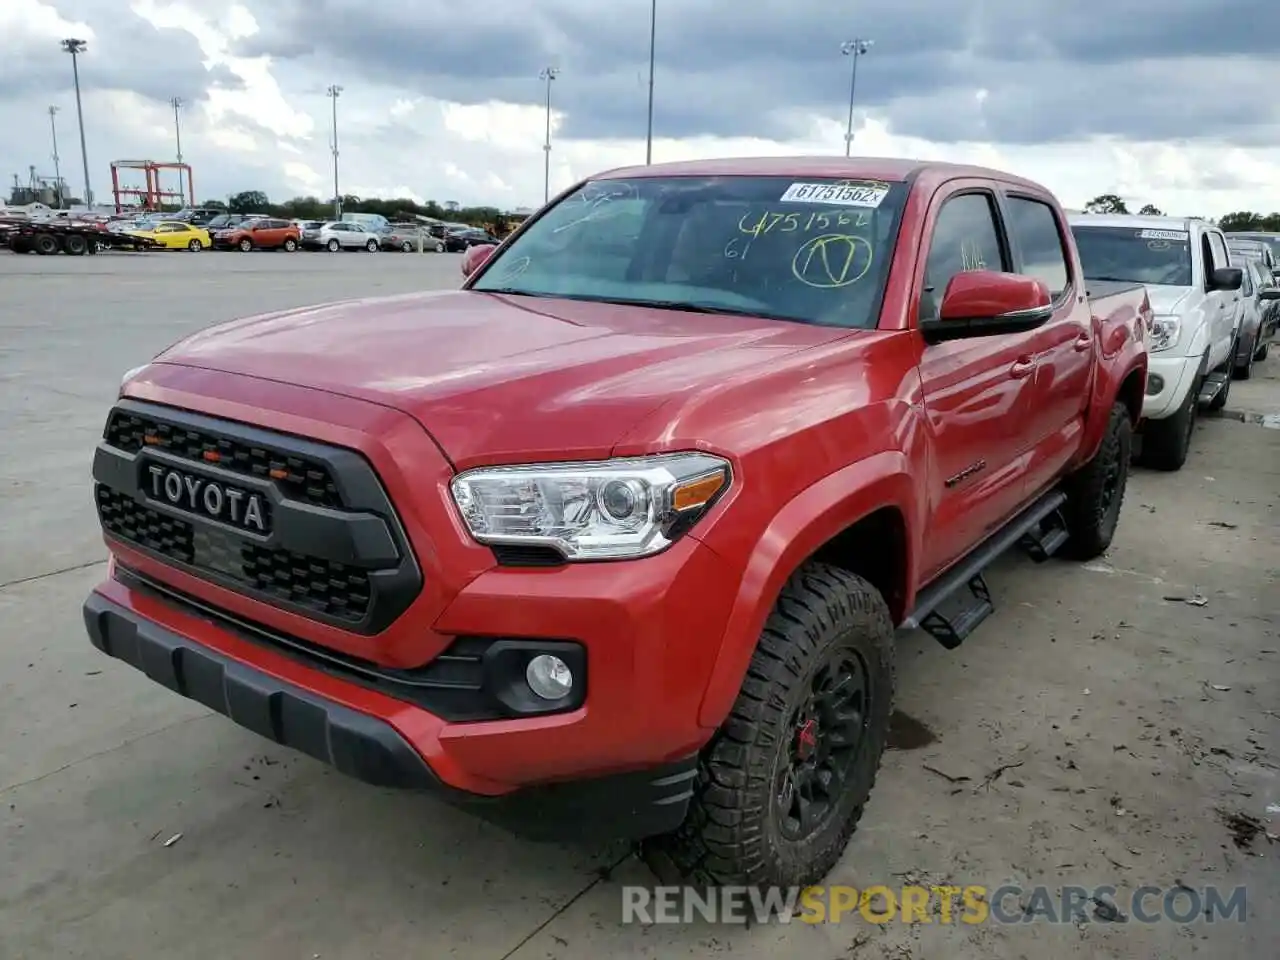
[
  {"x1": 1068, "y1": 214, "x2": 1241, "y2": 470},
  {"x1": 340, "y1": 212, "x2": 391, "y2": 233},
  {"x1": 379, "y1": 223, "x2": 445, "y2": 252},
  {"x1": 124, "y1": 219, "x2": 211, "y2": 251},
  {"x1": 444, "y1": 227, "x2": 500, "y2": 252},
  {"x1": 294, "y1": 220, "x2": 325, "y2": 233},
  {"x1": 1226, "y1": 237, "x2": 1276, "y2": 272},
  {"x1": 170, "y1": 208, "x2": 223, "y2": 226},
  {"x1": 1234, "y1": 259, "x2": 1279, "y2": 376},
  {"x1": 212, "y1": 217, "x2": 301, "y2": 251},
  {"x1": 1225, "y1": 231, "x2": 1280, "y2": 273},
  {"x1": 300, "y1": 221, "x2": 381, "y2": 251},
  {"x1": 87, "y1": 157, "x2": 1148, "y2": 890}
]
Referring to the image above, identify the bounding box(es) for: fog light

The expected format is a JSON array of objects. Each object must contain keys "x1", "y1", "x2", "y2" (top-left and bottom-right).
[
  {"x1": 1146, "y1": 373, "x2": 1164, "y2": 396},
  {"x1": 526, "y1": 654, "x2": 574, "y2": 700}
]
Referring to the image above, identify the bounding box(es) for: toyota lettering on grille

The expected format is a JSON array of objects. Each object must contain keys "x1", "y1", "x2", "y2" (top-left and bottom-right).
[{"x1": 146, "y1": 464, "x2": 269, "y2": 533}]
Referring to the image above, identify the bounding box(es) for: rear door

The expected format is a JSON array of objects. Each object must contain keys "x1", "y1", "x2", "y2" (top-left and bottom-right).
[
  {"x1": 913, "y1": 183, "x2": 1041, "y2": 579},
  {"x1": 999, "y1": 191, "x2": 1093, "y2": 498}
]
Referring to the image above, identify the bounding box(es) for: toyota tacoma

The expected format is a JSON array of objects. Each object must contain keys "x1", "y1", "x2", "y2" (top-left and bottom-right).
[{"x1": 85, "y1": 157, "x2": 1149, "y2": 888}]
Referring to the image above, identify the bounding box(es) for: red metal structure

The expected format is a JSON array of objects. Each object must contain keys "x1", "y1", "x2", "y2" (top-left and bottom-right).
[{"x1": 109, "y1": 160, "x2": 194, "y2": 213}]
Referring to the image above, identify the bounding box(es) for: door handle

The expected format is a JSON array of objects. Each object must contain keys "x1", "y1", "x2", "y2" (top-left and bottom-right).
[
  {"x1": 1010, "y1": 357, "x2": 1035, "y2": 378},
  {"x1": 1073, "y1": 332, "x2": 1092, "y2": 351}
]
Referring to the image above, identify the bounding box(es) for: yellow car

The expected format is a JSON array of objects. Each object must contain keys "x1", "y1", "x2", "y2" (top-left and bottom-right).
[{"x1": 126, "y1": 220, "x2": 211, "y2": 251}]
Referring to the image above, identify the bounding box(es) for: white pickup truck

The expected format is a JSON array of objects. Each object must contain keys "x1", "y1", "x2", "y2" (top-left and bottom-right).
[{"x1": 1068, "y1": 214, "x2": 1242, "y2": 470}]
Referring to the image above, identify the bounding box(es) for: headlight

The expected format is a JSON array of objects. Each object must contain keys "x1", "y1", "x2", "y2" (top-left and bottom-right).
[
  {"x1": 450, "y1": 453, "x2": 731, "y2": 560},
  {"x1": 1148, "y1": 315, "x2": 1181, "y2": 353}
]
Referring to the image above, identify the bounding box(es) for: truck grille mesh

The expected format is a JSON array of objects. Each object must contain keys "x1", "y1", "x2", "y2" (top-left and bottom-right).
[
  {"x1": 105, "y1": 410, "x2": 342, "y2": 508},
  {"x1": 96, "y1": 486, "x2": 372, "y2": 622}
]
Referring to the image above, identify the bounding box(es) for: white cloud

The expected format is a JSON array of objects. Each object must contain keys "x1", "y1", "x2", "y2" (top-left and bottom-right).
[{"x1": 3, "y1": 0, "x2": 1279, "y2": 216}]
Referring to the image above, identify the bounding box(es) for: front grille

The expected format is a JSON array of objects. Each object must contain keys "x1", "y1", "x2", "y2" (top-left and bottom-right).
[
  {"x1": 105, "y1": 409, "x2": 341, "y2": 508},
  {"x1": 94, "y1": 398, "x2": 423, "y2": 633},
  {"x1": 97, "y1": 487, "x2": 372, "y2": 622}
]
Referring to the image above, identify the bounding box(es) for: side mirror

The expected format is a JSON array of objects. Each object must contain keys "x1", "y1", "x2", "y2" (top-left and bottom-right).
[
  {"x1": 1259, "y1": 288, "x2": 1280, "y2": 300},
  {"x1": 1210, "y1": 267, "x2": 1243, "y2": 291},
  {"x1": 920, "y1": 270, "x2": 1054, "y2": 342},
  {"x1": 461, "y1": 243, "x2": 496, "y2": 278}
]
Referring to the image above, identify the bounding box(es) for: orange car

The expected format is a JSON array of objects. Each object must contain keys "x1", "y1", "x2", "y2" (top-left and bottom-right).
[{"x1": 211, "y1": 217, "x2": 300, "y2": 251}]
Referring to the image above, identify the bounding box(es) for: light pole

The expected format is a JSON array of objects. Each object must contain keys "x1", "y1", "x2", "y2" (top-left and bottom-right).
[
  {"x1": 645, "y1": 0, "x2": 656, "y2": 164},
  {"x1": 539, "y1": 67, "x2": 559, "y2": 204},
  {"x1": 60, "y1": 38, "x2": 92, "y2": 206},
  {"x1": 48, "y1": 106, "x2": 63, "y2": 208},
  {"x1": 840, "y1": 38, "x2": 874, "y2": 158},
  {"x1": 169, "y1": 96, "x2": 184, "y2": 207},
  {"x1": 327, "y1": 84, "x2": 342, "y2": 219}
]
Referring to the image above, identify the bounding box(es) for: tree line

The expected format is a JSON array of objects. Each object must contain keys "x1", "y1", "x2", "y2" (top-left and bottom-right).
[
  {"x1": 203, "y1": 191, "x2": 510, "y2": 229},
  {"x1": 1082, "y1": 194, "x2": 1280, "y2": 233}
]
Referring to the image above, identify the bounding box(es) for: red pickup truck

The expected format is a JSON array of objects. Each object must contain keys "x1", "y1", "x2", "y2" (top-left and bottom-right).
[{"x1": 84, "y1": 158, "x2": 1149, "y2": 889}]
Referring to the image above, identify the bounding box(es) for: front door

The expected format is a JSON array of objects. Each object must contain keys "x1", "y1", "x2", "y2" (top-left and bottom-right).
[{"x1": 914, "y1": 186, "x2": 1040, "y2": 581}]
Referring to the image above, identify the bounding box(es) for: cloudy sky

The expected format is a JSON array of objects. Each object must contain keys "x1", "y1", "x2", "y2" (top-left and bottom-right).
[{"x1": 3, "y1": 0, "x2": 1279, "y2": 215}]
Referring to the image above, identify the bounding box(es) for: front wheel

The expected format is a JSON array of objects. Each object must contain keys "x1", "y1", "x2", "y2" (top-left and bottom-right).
[
  {"x1": 1060, "y1": 401, "x2": 1132, "y2": 560},
  {"x1": 327, "y1": 238, "x2": 340, "y2": 252},
  {"x1": 366, "y1": 239, "x2": 379, "y2": 252},
  {"x1": 1141, "y1": 377, "x2": 1197, "y2": 471},
  {"x1": 1254, "y1": 338, "x2": 1269, "y2": 362},
  {"x1": 435, "y1": 240, "x2": 445, "y2": 252},
  {"x1": 188, "y1": 239, "x2": 203, "y2": 252},
  {"x1": 641, "y1": 563, "x2": 895, "y2": 889},
  {"x1": 239, "y1": 238, "x2": 252, "y2": 252}
]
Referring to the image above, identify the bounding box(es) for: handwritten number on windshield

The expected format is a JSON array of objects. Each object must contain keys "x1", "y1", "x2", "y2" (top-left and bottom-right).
[{"x1": 740, "y1": 209, "x2": 869, "y2": 236}]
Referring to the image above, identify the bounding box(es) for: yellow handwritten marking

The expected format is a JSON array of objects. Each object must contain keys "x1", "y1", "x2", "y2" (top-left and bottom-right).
[
  {"x1": 791, "y1": 234, "x2": 873, "y2": 288},
  {"x1": 739, "y1": 209, "x2": 868, "y2": 237}
]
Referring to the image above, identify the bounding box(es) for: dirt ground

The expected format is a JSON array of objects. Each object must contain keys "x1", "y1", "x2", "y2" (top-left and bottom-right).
[{"x1": 1, "y1": 254, "x2": 1276, "y2": 959}]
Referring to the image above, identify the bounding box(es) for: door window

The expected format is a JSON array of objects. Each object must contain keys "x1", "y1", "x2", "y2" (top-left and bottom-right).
[
  {"x1": 920, "y1": 192, "x2": 1007, "y2": 322},
  {"x1": 1004, "y1": 196, "x2": 1070, "y2": 299}
]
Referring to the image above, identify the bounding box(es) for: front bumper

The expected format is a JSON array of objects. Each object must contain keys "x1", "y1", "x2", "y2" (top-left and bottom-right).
[
  {"x1": 1140, "y1": 353, "x2": 1198, "y2": 419},
  {"x1": 84, "y1": 587, "x2": 699, "y2": 841}
]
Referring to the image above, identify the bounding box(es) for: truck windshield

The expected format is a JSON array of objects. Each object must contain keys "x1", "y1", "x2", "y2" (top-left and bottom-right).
[
  {"x1": 469, "y1": 175, "x2": 909, "y2": 329},
  {"x1": 1071, "y1": 225, "x2": 1193, "y2": 286}
]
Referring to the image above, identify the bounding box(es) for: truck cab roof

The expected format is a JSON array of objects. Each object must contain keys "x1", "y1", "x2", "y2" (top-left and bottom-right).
[{"x1": 1067, "y1": 213, "x2": 1202, "y2": 233}]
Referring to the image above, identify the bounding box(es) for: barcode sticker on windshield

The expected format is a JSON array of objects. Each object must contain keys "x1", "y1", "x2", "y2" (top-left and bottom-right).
[
  {"x1": 1137, "y1": 229, "x2": 1188, "y2": 241},
  {"x1": 780, "y1": 181, "x2": 889, "y2": 208}
]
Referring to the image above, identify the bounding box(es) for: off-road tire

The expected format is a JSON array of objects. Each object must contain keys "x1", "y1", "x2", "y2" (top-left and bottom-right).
[
  {"x1": 639, "y1": 562, "x2": 895, "y2": 889},
  {"x1": 1060, "y1": 402, "x2": 1132, "y2": 560},
  {"x1": 1141, "y1": 376, "x2": 1197, "y2": 472},
  {"x1": 1233, "y1": 332, "x2": 1256, "y2": 380}
]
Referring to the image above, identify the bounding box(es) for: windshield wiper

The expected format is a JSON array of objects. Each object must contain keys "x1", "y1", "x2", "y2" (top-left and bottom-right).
[
  {"x1": 591, "y1": 297, "x2": 800, "y2": 322},
  {"x1": 476, "y1": 287, "x2": 566, "y2": 299}
]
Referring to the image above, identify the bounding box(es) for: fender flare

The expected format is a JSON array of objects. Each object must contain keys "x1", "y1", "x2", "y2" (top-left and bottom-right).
[{"x1": 696, "y1": 450, "x2": 919, "y2": 729}]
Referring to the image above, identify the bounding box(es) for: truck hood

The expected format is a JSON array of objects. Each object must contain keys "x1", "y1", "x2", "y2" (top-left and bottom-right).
[
  {"x1": 154, "y1": 289, "x2": 851, "y2": 467},
  {"x1": 1142, "y1": 285, "x2": 1193, "y2": 316}
]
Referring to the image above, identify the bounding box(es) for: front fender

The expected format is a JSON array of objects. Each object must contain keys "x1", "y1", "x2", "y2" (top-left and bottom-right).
[
  {"x1": 695, "y1": 450, "x2": 919, "y2": 729},
  {"x1": 1076, "y1": 316, "x2": 1148, "y2": 465}
]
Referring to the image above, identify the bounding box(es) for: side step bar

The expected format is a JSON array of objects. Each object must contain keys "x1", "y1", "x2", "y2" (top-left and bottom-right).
[
  {"x1": 1198, "y1": 371, "x2": 1229, "y2": 406},
  {"x1": 900, "y1": 489, "x2": 1068, "y2": 649}
]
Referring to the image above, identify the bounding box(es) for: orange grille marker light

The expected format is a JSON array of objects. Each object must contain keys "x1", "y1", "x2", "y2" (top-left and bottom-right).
[
  {"x1": 269, "y1": 468, "x2": 288, "y2": 479},
  {"x1": 143, "y1": 434, "x2": 160, "y2": 444},
  {"x1": 202, "y1": 450, "x2": 221, "y2": 462}
]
